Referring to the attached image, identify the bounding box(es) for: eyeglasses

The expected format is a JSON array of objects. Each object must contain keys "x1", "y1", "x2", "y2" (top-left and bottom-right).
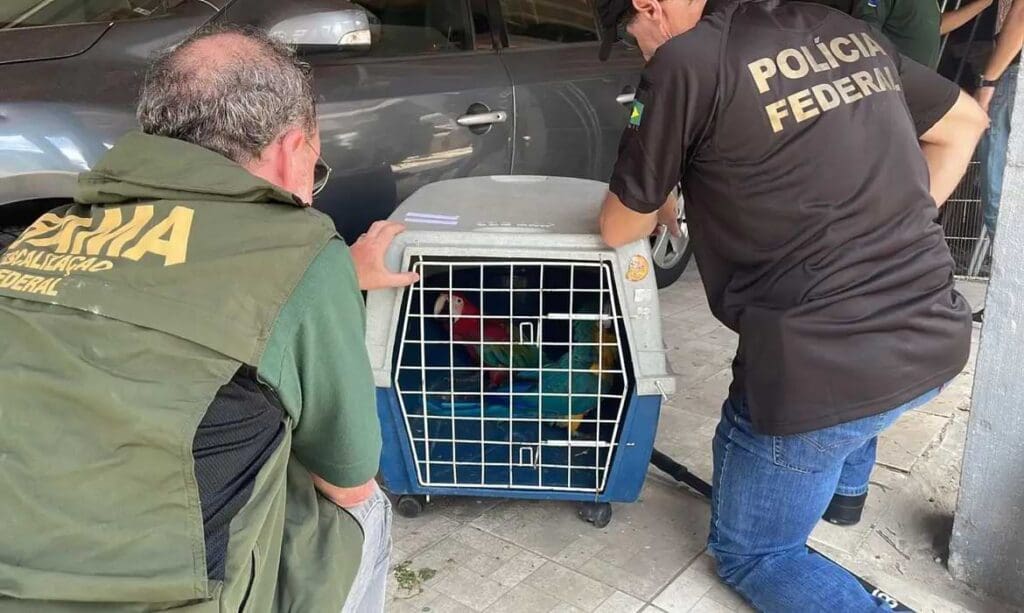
[
  {"x1": 305, "y1": 139, "x2": 332, "y2": 198},
  {"x1": 313, "y1": 156, "x2": 332, "y2": 197}
]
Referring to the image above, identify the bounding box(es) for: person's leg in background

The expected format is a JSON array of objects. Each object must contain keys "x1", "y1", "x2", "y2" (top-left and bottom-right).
[
  {"x1": 981, "y1": 64, "x2": 1018, "y2": 239},
  {"x1": 973, "y1": 64, "x2": 1016, "y2": 322},
  {"x1": 707, "y1": 389, "x2": 941, "y2": 612},
  {"x1": 341, "y1": 485, "x2": 393, "y2": 613}
]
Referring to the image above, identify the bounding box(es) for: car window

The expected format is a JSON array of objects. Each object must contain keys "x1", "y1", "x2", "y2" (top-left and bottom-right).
[
  {"x1": 0, "y1": 0, "x2": 176, "y2": 29},
  {"x1": 499, "y1": 0, "x2": 598, "y2": 47},
  {"x1": 354, "y1": 0, "x2": 473, "y2": 57}
]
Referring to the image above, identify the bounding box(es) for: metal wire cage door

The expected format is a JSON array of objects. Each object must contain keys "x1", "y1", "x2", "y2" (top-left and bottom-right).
[
  {"x1": 941, "y1": 159, "x2": 990, "y2": 278},
  {"x1": 393, "y1": 257, "x2": 633, "y2": 495}
]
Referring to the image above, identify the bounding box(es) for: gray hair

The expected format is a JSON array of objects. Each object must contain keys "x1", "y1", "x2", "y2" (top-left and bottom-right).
[{"x1": 137, "y1": 24, "x2": 316, "y2": 165}]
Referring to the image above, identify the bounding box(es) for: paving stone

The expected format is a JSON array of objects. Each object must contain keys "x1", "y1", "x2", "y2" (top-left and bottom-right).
[
  {"x1": 579, "y1": 556, "x2": 666, "y2": 601},
  {"x1": 660, "y1": 289, "x2": 709, "y2": 318},
  {"x1": 673, "y1": 367, "x2": 732, "y2": 420},
  {"x1": 703, "y1": 582, "x2": 753, "y2": 612},
  {"x1": 877, "y1": 411, "x2": 949, "y2": 473},
  {"x1": 652, "y1": 574, "x2": 713, "y2": 613},
  {"x1": 810, "y1": 481, "x2": 897, "y2": 555},
  {"x1": 652, "y1": 554, "x2": 718, "y2": 613},
  {"x1": 641, "y1": 608, "x2": 670, "y2": 613},
  {"x1": 484, "y1": 583, "x2": 565, "y2": 613},
  {"x1": 664, "y1": 339, "x2": 734, "y2": 390},
  {"x1": 395, "y1": 535, "x2": 476, "y2": 588},
  {"x1": 431, "y1": 496, "x2": 504, "y2": 522},
  {"x1": 690, "y1": 595, "x2": 738, "y2": 612},
  {"x1": 433, "y1": 566, "x2": 511, "y2": 610},
  {"x1": 489, "y1": 549, "x2": 548, "y2": 587},
  {"x1": 523, "y1": 561, "x2": 616, "y2": 611},
  {"x1": 389, "y1": 584, "x2": 445, "y2": 612},
  {"x1": 653, "y1": 406, "x2": 715, "y2": 463},
  {"x1": 593, "y1": 591, "x2": 646, "y2": 613},
  {"x1": 419, "y1": 593, "x2": 480, "y2": 612},
  {"x1": 869, "y1": 465, "x2": 909, "y2": 492},
  {"x1": 553, "y1": 535, "x2": 608, "y2": 568},
  {"x1": 915, "y1": 372, "x2": 973, "y2": 418},
  {"x1": 697, "y1": 325, "x2": 738, "y2": 352},
  {"x1": 448, "y1": 526, "x2": 525, "y2": 576},
  {"x1": 393, "y1": 514, "x2": 462, "y2": 557},
  {"x1": 471, "y1": 500, "x2": 595, "y2": 558}
]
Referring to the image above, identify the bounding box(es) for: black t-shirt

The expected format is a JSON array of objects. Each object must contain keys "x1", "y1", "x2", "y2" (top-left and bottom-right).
[{"x1": 610, "y1": 0, "x2": 971, "y2": 435}]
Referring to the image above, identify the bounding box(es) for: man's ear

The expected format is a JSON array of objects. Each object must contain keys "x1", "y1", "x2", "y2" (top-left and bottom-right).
[
  {"x1": 276, "y1": 126, "x2": 308, "y2": 191},
  {"x1": 632, "y1": 0, "x2": 663, "y2": 20},
  {"x1": 278, "y1": 127, "x2": 306, "y2": 163}
]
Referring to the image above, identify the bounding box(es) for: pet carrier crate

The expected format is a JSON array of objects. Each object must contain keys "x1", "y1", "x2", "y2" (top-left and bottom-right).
[{"x1": 365, "y1": 176, "x2": 676, "y2": 527}]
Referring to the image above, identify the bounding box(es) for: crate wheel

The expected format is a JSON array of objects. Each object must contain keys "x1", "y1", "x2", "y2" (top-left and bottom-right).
[
  {"x1": 396, "y1": 495, "x2": 427, "y2": 518},
  {"x1": 577, "y1": 502, "x2": 612, "y2": 528}
]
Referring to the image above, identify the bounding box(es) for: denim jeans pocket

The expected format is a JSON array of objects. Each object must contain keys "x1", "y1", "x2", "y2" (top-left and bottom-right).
[{"x1": 771, "y1": 413, "x2": 885, "y2": 474}]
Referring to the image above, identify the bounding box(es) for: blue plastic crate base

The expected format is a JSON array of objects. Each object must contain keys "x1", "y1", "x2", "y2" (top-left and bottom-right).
[{"x1": 364, "y1": 177, "x2": 676, "y2": 527}]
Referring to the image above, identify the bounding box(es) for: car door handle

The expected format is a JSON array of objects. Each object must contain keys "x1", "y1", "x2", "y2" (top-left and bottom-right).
[
  {"x1": 616, "y1": 92, "x2": 636, "y2": 105},
  {"x1": 457, "y1": 111, "x2": 508, "y2": 127}
]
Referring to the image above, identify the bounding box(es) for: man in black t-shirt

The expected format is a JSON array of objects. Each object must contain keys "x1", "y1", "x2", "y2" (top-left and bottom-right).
[{"x1": 597, "y1": 0, "x2": 987, "y2": 610}]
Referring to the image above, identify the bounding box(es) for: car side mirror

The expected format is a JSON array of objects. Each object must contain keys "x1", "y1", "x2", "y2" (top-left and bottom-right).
[{"x1": 269, "y1": 5, "x2": 379, "y2": 51}]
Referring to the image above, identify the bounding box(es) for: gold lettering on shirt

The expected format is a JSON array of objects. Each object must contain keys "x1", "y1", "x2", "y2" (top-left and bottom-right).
[
  {"x1": 0, "y1": 204, "x2": 196, "y2": 300},
  {"x1": 121, "y1": 206, "x2": 194, "y2": 266},
  {"x1": 747, "y1": 31, "x2": 902, "y2": 134}
]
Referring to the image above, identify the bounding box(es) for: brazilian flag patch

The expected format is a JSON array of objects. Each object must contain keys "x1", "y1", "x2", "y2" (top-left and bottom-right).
[{"x1": 629, "y1": 100, "x2": 644, "y2": 127}]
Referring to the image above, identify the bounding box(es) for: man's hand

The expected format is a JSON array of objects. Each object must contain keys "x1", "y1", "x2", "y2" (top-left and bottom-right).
[
  {"x1": 312, "y1": 474, "x2": 379, "y2": 509},
  {"x1": 656, "y1": 195, "x2": 682, "y2": 238},
  {"x1": 975, "y1": 85, "x2": 996, "y2": 113},
  {"x1": 350, "y1": 221, "x2": 420, "y2": 290}
]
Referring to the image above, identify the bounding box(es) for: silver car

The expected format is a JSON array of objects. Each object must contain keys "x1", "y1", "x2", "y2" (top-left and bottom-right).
[{"x1": 0, "y1": 0, "x2": 691, "y2": 285}]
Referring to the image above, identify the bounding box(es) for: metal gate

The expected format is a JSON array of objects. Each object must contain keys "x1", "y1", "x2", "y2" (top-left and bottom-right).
[
  {"x1": 393, "y1": 257, "x2": 632, "y2": 494},
  {"x1": 941, "y1": 159, "x2": 991, "y2": 278}
]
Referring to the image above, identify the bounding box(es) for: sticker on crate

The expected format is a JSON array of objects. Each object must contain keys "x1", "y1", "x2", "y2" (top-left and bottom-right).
[{"x1": 404, "y1": 212, "x2": 459, "y2": 226}]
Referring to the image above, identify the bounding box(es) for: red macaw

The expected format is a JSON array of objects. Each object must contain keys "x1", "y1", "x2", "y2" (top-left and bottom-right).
[{"x1": 434, "y1": 292, "x2": 538, "y2": 388}]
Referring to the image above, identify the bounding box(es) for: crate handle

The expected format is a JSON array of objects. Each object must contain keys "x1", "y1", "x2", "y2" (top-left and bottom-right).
[
  {"x1": 547, "y1": 313, "x2": 614, "y2": 321},
  {"x1": 518, "y1": 322, "x2": 536, "y2": 345},
  {"x1": 518, "y1": 446, "x2": 538, "y2": 467},
  {"x1": 655, "y1": 380, "x2": 670, "y2": 402}
]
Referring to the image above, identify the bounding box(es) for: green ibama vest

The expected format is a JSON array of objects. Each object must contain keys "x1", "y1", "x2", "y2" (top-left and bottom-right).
[{"x1": 0, "y1": 133, "x2": 347, "y2": 611}]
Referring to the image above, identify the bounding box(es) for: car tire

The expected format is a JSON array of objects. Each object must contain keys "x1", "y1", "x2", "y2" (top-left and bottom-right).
[
  {"x1": 0, "y1": 198, "x2": 71, "y2": 255},
  {"x1": 0, "y1": 226, "x2": 23, "y2": 252},
  {"x1": 651, "y1": 194, "x2": 692, "y2": 288}
]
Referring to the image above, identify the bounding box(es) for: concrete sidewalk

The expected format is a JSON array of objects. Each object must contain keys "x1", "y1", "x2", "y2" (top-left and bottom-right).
[{"x1": 384, "y1": 269, "x2": 1010, "y2": 613}]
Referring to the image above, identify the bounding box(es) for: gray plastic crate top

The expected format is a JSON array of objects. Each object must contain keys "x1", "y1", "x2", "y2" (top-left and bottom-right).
[{"x1": 364, "y1": 175, "x2": 677, "y2": 398}]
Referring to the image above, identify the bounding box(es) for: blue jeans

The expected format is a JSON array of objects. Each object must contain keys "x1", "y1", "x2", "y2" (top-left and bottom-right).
[
  {"x1": 341, "y1": 485, "x2": 393, "y2": 613},
  {"x1": 979, "y1": 63, "x2": 1018, "y2": 237},
  {"x1": 708, "y1": 388, "x2": 942, "y2": 612}
]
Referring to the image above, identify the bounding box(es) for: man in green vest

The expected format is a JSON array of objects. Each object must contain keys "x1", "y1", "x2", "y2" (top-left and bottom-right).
[{"x1": 0, "y1": 25, "x2": 416, "y2": 612}]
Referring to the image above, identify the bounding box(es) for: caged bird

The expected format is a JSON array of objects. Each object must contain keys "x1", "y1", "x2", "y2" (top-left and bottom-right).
[
  {"x1": 434, "y1": 291, "x2": 620, "y2": 432},
  {"x1": 433, "y1": 291, "x2": 540, "y2": 388}
]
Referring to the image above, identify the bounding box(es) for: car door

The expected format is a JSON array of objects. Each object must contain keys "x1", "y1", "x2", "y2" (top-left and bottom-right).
[
  {"x1": 229, "y1": 0, "x2": 513, "y2": 241},
  {"x1": 492, "y1": 0, "x2": 644, "y2": 182}
]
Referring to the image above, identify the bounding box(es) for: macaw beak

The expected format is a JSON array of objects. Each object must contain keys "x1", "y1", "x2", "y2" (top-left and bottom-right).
[
  {"x1": 434, "y1": 294, "x2": 449, "y2": 316},
  {"x1": 435, "y1": 293, "x2": 464, "y2": 320}
]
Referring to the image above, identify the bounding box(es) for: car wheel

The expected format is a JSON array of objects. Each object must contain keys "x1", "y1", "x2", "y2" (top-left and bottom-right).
[
  {"x1": 651, "y1": 195, "x2": 692, "y2": 288},
  {"x1": 0, "y1": 198, "x2": 71, "y2": 254},
  {"x1": 0, "y1": 226, "x2": 23, "y2": 252}
]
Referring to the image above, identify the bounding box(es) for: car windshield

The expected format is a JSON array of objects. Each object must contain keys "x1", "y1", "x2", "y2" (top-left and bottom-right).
[{"x1": 0, "y1": 0, "x2": 174, "y2": 29}]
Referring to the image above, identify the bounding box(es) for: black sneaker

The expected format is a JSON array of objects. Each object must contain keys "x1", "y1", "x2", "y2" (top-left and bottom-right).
[{"x1": 823, "y1": 492, "x2": 867, "y2": 526}]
